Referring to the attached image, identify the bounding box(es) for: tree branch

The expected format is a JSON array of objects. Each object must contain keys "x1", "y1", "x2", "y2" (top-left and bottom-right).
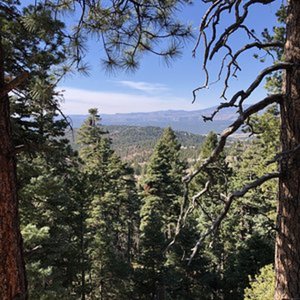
[
  {"x1": 1, "y1": 72, "x2": 29, "y2": 99},
  {"x1": 185, "y1": 93, "x2": 283, "y2": 184},
  {"x1": 188, "y1": 171, "x2": 280, "y2": 264},
  {"x1": 203, "y1": 63, "x2": 292, "y2": 121}
]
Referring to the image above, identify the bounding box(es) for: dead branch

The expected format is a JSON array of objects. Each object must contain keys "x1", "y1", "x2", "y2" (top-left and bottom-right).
[
  {"x1": 166, "y1": 179, "x2": 211, "y2": 252},
  {"x1": 202, "y1": 62, "x2": 292, "y2": 121},
  {"x1": 192, "y1": 0, "x2": 278, "y2": 102},
  {"x1": 188, "y1": 171, "x2": 280, "y2": 264},
  {"x1": 173, "y1": 0, "x2": 282, "y2": 267},
  {"x1": 221, "y1": 41, "x2": 284, "y2": 98},
  {"x1": 185, "y1": 93, "x2": 283, "y2": 185}
]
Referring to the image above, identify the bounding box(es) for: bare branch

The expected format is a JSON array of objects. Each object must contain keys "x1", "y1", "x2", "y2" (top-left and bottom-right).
[
  {"x1": 192, "y1": 0, "x2": 279, "y2": 102},
  {"x1": 185, "y1": 93, "x2": 283, "y2": 184},
  {"x1": 209, "y1": 0, "x2": 276, "y2": 60},
  {"x1": 188, "y1": 171, "x2": 280, "y2": 264},
  {"x1": 221, "y1": 41, "x2": 284, "y2": 98},
  {"x1": 169, "y1": 95, "x2": 281, "y2": 254},
  {"x1": 167, "y1": 179, "x2": 211, "y2": 251},
  {"x1": 203, "y1": 62, "x2": 292, "y2": 121}
]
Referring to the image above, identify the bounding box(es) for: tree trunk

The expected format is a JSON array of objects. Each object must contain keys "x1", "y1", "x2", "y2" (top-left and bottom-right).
[
  {"x1": 275, "y1": 0, "x2": 300, "y2": 298},
  {"x1": 0, "y1": 33, "x2": 27, "y2": 299}
]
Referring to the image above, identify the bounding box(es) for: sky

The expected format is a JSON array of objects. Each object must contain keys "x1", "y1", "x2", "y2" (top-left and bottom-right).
[{"x1": 56, "y1": 1, "x2": 282, "y2": 115}]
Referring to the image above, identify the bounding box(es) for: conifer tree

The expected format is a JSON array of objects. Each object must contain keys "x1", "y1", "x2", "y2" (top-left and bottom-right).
[
  {"x1": 138, "y1": 127, "x2": 187, "y2": 299},
  {"x1": 188, "y1": 132, "x2": 233, "y2": 298},
  {"x1": 78, "y1": 109, "x2": 139, "y2": 299},
  {"x1": 0, "y1": 2, "x2": 69, "y2": 295},
  {"x1": 18, "y1": 115, "x2": 89, "y2": 298},
  {"x1": 1, "y1": 1, "x2": 191, "y2": 294}
]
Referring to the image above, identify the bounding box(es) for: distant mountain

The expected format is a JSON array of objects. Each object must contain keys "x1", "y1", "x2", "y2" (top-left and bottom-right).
[{"x1": 67, "y1": 106, "x2": 242, "y2": 135}]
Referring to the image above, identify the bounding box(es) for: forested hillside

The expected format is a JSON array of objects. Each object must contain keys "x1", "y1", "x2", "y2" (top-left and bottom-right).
[
  {"x1": 18, "y1": 107, "x2": 278, "y2": 299},
  {"x1": 66, "y1": 125, "x2": 205, "y2": 169}
]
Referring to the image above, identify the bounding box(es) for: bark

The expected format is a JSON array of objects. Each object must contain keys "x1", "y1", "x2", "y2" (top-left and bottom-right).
[
  {"x1": 275, "y1": 0, "x2": 300, "y2": 298},
  {"x1": 0, "y1": 33, "x2": 27, "y2": 299}
]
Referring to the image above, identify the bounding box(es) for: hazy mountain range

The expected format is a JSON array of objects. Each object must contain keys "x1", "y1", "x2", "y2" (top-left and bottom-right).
[{"x1": 67, "y1": 106, "x2": 242, "y2": 134}]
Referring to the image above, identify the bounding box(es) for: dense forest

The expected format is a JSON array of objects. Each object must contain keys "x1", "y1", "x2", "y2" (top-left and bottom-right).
[
  {"x1": 1, "y1": 0, "x2": 300, "y2": 299},
  {"x1": 16, "y1": 106, "x2": 278, "y2": 299}
]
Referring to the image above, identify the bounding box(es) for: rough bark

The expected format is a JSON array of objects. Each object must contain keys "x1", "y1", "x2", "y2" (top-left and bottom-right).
[
  {"x1": 275, "y1": 0, "x2": 300, "y2": 298},
  {"x1": 0, "y1": 32, "x2": 27, "y2": 299}
]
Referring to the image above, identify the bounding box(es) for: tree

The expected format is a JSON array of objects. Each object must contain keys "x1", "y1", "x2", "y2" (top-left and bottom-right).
[
  {"x1": 0, "y1": 1, "x2": 68, "y2": 297},
  {"x1": 0, "y1": 0, "x2": 192, "y2": 296},
  {"x1": 15, "y1": 103, "x2": 90, "y2": 298},
  {"x1": 179, "y1": 1, "x2": 300, "y2": 298},
  {"x1": 244, "y1": 264, "x2": 275, "y2": 300},
  {"x1": 78, "y1": 109, "x2": 139, "y2": 299},
  {"x1": 138, "y1": 127, "x2": 187, "y2": 299},
  {"x1": 19, "y1": 152, "x2": 87, "y2": 299}
]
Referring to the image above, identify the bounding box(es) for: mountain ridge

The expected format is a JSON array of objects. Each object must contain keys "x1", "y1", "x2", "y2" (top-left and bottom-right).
[{"x1": 67, "y1": 105, "x2": 245, "y2": 134}]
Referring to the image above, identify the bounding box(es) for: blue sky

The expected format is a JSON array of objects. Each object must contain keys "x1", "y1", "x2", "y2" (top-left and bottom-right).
[{"x1": 57, "y1": 1, "x2": 282, "y2": 115}]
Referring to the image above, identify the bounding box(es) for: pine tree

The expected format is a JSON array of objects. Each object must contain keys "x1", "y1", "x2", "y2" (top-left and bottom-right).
[
  {"x1": 221, "y1": 106, "x2": 279, "y2": 298},
  {"x1": 188, "y1": 132, "x2": 233, "y2": 298},
  {"x1": 18, "y1": 123, "x2": 89, "y2": 298},
  {"x1": 137, "y1": 127, "x2": 187, "y2": 299},
  {"x1": 78, "y1": 109, "x2": 139, "y2": 299},
  {"x1": 0, "y1": 2, "x2": 68, "y2": 295},
  {"x1": 1, "y1": 1, "x2": 191, "y2": 294}
]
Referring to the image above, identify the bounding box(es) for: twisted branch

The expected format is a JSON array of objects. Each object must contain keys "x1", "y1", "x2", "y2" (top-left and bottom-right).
[{"x1": 188, "y1": 171, "x2": 280, "y2": 264}]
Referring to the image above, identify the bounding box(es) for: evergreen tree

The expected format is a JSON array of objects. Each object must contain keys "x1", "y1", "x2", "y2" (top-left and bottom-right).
[
  {"x1": 0, "y1": 2, "x2": 69, "y2": 295},
  {"x1": 244, "y1": 264, "x2": 275, "y2": 300},
  {"x1": 137, "y1": 127, "x2": 187, "y2": 299},
  {"x1": 221, "y1": 106, "x2": 279, "y2": 298},
  {"x1": 189, "y1": 132, "x2": 233, "y2": 298},
  {"x1": 18, "y1": 123, "x2": 90, "y2": 298},
  {"x1": 1, "y1": 1, "x2": 191, "y2": 294},
  {"x1": 78, "y1": 109, "x2": 139, "y2": 299},
  {"x1": 189, "y1": 126, "x2": 277, "y2": 298}
]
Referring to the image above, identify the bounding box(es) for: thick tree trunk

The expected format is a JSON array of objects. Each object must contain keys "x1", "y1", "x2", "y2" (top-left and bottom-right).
[
  {"x1": 0, "y1": 34, "x2": 27, "y2": 299},
  {"x1": 275, "y1": 0, "x2": 300, "y2": 298}
]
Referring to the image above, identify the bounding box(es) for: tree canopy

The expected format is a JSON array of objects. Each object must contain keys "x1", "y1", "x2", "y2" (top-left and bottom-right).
[{"x1": 2, "y1": 0, "x2": 300, "y2": 299}]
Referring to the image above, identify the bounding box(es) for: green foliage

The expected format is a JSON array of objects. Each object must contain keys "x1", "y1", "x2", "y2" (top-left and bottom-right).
[
  {"x1": 78, "y1": 109, "x2": 139, "y2": 299},
  {"x1": 137, "y1": 127, "x2": 211, "y2": 299},
  {"x1": 66, "y1": 125, "x2": 204, "y2": 170},
  {"x1": 19, "y1": 150, "x2": 88, "y2": 298},
  {"x1": 219, "y1": 106, "x2": 280, "y2": 298},
  {"x1": 137, "y1": 128, "x2": 185, "y2": 298},
  {"x1": 261, "y1": 4, "x2": 286, "y2": 93},
  {"x1": 5, "y1": 1, "x2": 285, "y2": 298},
  {"x1": 244, "y1": 264, "x2": 275, "y2": 300}
]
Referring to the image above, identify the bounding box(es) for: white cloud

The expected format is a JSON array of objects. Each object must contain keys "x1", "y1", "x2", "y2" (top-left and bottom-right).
[
  {"x1": 117, "y1": 81, "x2": 170, "y2": 94},
  {"x1": 59, "y1": 87, "x2": 200, "y2": 114}
]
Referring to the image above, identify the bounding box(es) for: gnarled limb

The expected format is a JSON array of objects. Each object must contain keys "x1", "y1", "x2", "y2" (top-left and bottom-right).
[
  {"x1": 185, "y1": 93, "x2": 283, "y2": 184},
  {"x1": 188, "y1": 172, "x2": 280, "y2": 264},
  {"x1": 202, "y1": 63, "x2": 292, "y2": 121}
]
